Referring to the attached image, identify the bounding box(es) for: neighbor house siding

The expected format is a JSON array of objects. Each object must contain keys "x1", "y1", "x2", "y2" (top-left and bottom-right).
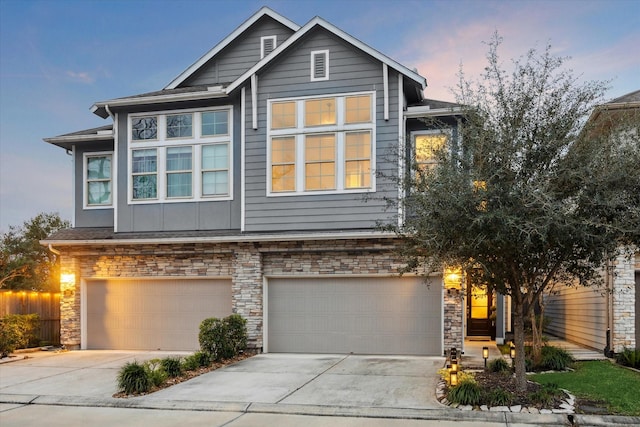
[
  {"x1": 243, "y1": 28, "x2": 400, "y2": 232},
  {"x1": 183, "y1": 16, "x2": 296, "y2": 87},
  {"x1": 113, "y1": 100, "x2": 243, "y2": 233}
]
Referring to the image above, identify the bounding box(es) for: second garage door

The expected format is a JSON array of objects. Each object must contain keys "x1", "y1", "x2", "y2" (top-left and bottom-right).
[
  {"x1": 267, "y1": 276, "x2": 442, "y2": 355},
  {"x1": 86, "y1": 278, "x2": 232, "y2": 351}
]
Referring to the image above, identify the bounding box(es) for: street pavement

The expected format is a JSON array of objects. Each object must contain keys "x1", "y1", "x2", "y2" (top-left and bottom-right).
[{"x1": 1, "y1": 350, "x2": 638, "y2": 426}]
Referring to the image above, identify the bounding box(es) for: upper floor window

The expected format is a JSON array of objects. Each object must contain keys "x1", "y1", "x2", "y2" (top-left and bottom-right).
[
  {"x1": 310, "y1": 50, "x2": 329, "y2": 81},
  {"x1": 267, "y1": 92, "x2": 375, "y2": 196},
  {"x1": 128, "y1": 107, "x2": 232, "y2": 203},
  {"x1": 261, "y1": 35, "x2": 276, "y2": 58},
  {"x1": 84, "y1": 153, "x2": 112, "y2": 207},
  {"x1": 414, "y1": 131, "x2": 448, "y2": 170}
]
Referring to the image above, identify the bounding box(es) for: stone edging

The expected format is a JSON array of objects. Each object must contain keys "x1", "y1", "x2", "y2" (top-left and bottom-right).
[{"x1": 435, "y1": 378, "x2": 576, "y2": 414}]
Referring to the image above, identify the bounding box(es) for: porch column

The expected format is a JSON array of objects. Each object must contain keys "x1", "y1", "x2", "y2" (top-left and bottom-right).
[
  {"x1": 443, "y1": 289, "x2": 464, "y2": 354},
  {"x1": 232, "y1": 243, "x2": 263, "y2": 350},
  {"x1": 612, "y1": 250, "x2": 636, "y2": 352},
  {"x1": 59, "y1": 254, "x2": 81, "y2": 350}
]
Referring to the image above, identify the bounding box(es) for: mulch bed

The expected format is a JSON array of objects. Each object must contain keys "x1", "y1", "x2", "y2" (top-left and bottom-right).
[{"x1": 113, "y1": 350, "x2": 258, "y2": 398}]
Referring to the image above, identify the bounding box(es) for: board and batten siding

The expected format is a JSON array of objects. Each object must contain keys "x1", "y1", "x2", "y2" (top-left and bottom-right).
[
  {"x1": 243, "y1": 28, "x2": 400, "y2": 232},
  {"x1": 545, "y1": 285, "x2": 607, "y2": 350},
  {"x1": 184, "y1": 16, "x2": 296, "y2": 87},
  {"x1": 114, "y1": 100, "x2": 243, "y2": 233}
]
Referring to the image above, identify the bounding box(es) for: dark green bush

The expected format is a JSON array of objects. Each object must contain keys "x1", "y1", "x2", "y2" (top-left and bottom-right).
[
  {"x1": 447, "y1": 379, "x2": 483, "y2": 406},
  {"x1": 225, "y1": 314, "x2": 248, "y2": 355},
  {"x1": 485, "y1": 387, "x2": 513, "y2": 406},
  {"x1": 538, "y1": 346, "x2": 574, "y2": 371},
  {"x1": 117, "y1": 361, "x2": 151, "y2": 394},
  {"x1": 0, "y1": 314, "x2": 40, "y2": 356},
  {"x1": 487, "y1": 357, "x2": 510, "y2": 373},
  {"x1": 161, "y1": 356, "x2": 183, "y2": 378},
  {"x1": 615, "y1": 348, "x2": 640, "y2": 369},
  {"x1": 199, "y1": 315, "x2": 248, "y2": 362}
]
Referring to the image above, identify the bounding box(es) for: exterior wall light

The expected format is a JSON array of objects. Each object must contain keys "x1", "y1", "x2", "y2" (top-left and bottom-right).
[
  {"x1": 482, "y1": 346, "x2": 489, "y2": 368},
  {"x1": 444, "y1": 267, "x2": 463, "y2": 291},
  {"x1": 60, "y1": 273, "x2": 76, "y2": 297}
]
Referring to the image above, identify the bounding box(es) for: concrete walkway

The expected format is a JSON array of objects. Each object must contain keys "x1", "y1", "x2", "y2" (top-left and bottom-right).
[{"x1": 545, "y1": 336, "x2": 609, "y2": 361}]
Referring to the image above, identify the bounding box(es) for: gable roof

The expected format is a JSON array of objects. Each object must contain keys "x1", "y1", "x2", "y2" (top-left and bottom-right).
[
  {"x1": 44, "y1": 125, "x2": 113, "y2": 150},
  {"x1": 225, "y1": 16, "x2": 427, "y2": 95},
  {"x1": 165, "y1": 7, "x2": 300, "y2": 90},
  {"x1": 608, "y1": 89, "x2": 640, "y2": 105}
]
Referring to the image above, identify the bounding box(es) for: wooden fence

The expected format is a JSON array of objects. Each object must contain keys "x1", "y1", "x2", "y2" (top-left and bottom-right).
[{"x1": 0, "y1": 291, "x2": 61, "y2": 345}]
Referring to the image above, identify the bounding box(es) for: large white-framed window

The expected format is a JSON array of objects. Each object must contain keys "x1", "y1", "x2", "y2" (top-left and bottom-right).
[
  {"x1": 267, "y1": 91, "x2": 375, "y2": 196},
  {"x1": 128, "y1": 106, "x2": 233, "y2": 203},
  {"x1": 310, "y1": 50, "x2": 329, "y2": 81},
  {"x1": 84, "y1": 152, "x2": 113, "y2": 208}
]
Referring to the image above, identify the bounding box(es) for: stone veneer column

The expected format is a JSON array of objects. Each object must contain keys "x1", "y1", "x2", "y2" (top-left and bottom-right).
[
  {"x1": 612, "y1": 250, "x2": 636, "y2": 352},
  {"x1": 232, "y1": 243, "x2": 263, "y2": 350},
  {"x1": 59, "y1": 254, "x2": 81, "y2": 350},
  {"x1": 443, "y1": 288, "x2": 464, "y2": 355}
]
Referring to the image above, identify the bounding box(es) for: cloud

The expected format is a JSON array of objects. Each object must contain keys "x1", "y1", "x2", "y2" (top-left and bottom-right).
[{"x1": 66, "y1": 70, "x2": 95, "y2": 84}]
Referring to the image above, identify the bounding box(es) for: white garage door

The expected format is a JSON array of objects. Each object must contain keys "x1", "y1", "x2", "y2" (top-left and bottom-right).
[
  {"x1": 86, "y1": 278, "x2": 232, "y2": 350},
  {"x1": 267, "y1": 276, "x2": 442, "y2": 355}
]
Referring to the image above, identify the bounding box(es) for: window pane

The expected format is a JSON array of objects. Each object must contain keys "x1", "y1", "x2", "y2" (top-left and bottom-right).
[
  {"x1": 305, "y1": 134, "x2": 335, "y2": 191},
  {"x1": 345, "y1": 95, "x2": 371, "y2": 123},
  {"x1": 305, "y1": 162, "x2": 335, "y2": 190},
  {"x1": 345, "y1": 160, "x2": 370, "y2": 188},
  {"x1": 271, "y1": 137, "x2": 295, "y2": 164},
  {"x1": 202, "y1": 111, "x2": 228, "y2": 136},
  {"x1": 345, "y1": 132, "x2": 371, "y2": 159},
  {"x1": 166, "y1": 147, "x2": 192, "y2": 171},
  {"x1": 132, "y1": 149, "x2": 157, "y2": 173},
  {"x1": 131, "y1": 117, "x2": 157, "y2": 140},
  {"x1": 271, "y1": 102, "x2": 296, "y2": 129},
  {"x1": 133, "y1": 175, "x2": 157, "y2": 199},
  {"x1": 167, "y1": 172, "x2": 192, "y2": 198},
  {"x1": 271, "y1": 165, "x2": 295, "y2": 192},
  {"x1": 203, "y1": 171, "x2": 229, "y2": 196},
  {"x1": 416, "y1": 134, "x2": 447, "y2": 165},
  {"x1": 305, "y1": 98, "x2": 336, "y2": 126},
  {"x1": 202, "y1": 144, "x2": 228, "y2": 170},
  {"x1": 166, "y1": 114, "x2": 193, "y2": 138},
  {"x1": 88, "y1": 181, "x2": 111, "y2": 205},
  {"x1": 87, "y1": 156, "x2": 111, "y2": 179}
]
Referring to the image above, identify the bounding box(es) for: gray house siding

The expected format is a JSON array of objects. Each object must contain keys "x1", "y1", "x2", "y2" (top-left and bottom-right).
[
  {"x1": 183, "y1": 16, "x2": 295, "y2": 87},
  {"x1": 243, "y1": 28, "x2": 400, "y2": 232},
  {"x1": 73, "y1": 142, "x2": 115, "y2": 228},
  {"x1": 114, "y1": 99, "x2": 242, "y2": 233}
]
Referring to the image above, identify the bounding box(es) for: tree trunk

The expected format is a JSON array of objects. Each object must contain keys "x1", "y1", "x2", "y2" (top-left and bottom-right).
[
  {"x1": 531, "y1": 310, "x2": 542, "y2": 366},
  {"x1": 512, "y1": 297, "x2": 528, "y2": 392}
]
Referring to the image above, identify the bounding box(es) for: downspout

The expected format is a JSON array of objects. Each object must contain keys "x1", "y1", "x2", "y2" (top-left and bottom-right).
[
  {"x1": 48, "y1": 244, "x2": 61, "y2": 256},
  {"x1": 605, "y1": 260, "x2": 614, "y2": 357}
]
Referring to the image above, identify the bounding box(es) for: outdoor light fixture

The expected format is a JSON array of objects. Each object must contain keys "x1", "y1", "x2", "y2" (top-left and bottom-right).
[
  {"x1": 482, "y1": 346, "x2": 489, "y2": 368},
  {"x1": 450, "y1": 370, "x2": 458, "y2": 386},
  {"x1": 444, "y1": 267, "x2": 463, "y2": 291},
  {"x1": 510, "y1": 345, "x2": 516, "y2": 360},
  {"x1": 451, "y1": 361, "x2": 458, "y2": 373}
]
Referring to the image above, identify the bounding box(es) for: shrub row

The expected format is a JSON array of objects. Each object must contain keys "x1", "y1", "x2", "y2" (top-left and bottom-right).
[
  {"x1": 0, "y1": 314, "x2": 40, "y2": 357},
  {"x1": 615, "y1": 347, "x2": 640, "y2": 369}
]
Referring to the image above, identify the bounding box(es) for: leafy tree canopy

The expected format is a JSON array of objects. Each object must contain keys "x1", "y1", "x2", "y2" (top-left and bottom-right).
[
  {"x1": 0, "y1": 212, "x2": 70, "y2": 291},
  {"x1": 384, "y1": 34, "x2": 640, "y2": 390}
]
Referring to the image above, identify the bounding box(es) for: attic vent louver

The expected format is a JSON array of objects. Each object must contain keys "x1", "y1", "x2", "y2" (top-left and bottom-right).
[
  {"x1": 261, "y1": 35, "x2": 277, "y2": 59},
  {"x1": 311, "y1": 50, "x2": 329, "y2": 81}
]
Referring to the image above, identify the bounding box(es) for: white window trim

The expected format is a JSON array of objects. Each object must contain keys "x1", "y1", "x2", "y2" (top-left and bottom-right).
[
  {"x1": 266, "y1": 91, "x2": 376, "y2": 197},
  {"x1": 261, "y1": 35, "x2": 277, "y2": 59},
  {"x1": 310, "y1": 50, "x2": 329, "y2": 81},
  {"x1": 83, "y1": 151, "x2": 113, "y2": 209},
  {"x1": 411, "y1": 128, "x2": 452, "y2": 170},
  {"x1": 127, "y1": 106, "x2": 233, "y2": 204}
]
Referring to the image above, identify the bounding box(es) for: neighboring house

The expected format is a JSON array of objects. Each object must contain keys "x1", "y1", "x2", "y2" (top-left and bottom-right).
[
  {"x1": 42, "y1": 7, "x2": 503, "y2": 355},
  {"x1": 545, "y1": 90, "x2": 640, "y2": 354}
]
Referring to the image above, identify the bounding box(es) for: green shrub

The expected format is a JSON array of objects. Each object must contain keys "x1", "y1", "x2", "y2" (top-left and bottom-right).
[
  {"x1": 487, "y1": 357, "x2": 510, "y2": 373},
  {"x1": 538, "y1": 346, "x2": 574, "y2": 371},
  {"x1": 616, "y1": 348, "x2": 640, "y2": 369},
  {"x1": 161, "y1": 356, "x2": 183, "y2": 378},
  {"x1": 0, "y1": 314, "x2": 40, "y2": 356},
  {"x1": 182, "y1": 354, "x2": 200, "y2": 371},
  {"x1": 485, "y1": 387, "x2": 513, "y2": 406},
  {"x1": 117, "y1": 361, "x2": 151, "y2": 394},
  {"x1": 199, "y1": 315, "x2": 248, "y2": 362},
  {"x1": 225, "y1": 314, "x2": 248, "y2": 355},
  {"x1": 143, "y1": 358, "x2": 167, "y2": 387},
  {"x1": 528, "y1": 382, "x2": 561, "y2": 407},
  {"x1": 447, "y1": 378, "x2": 483, "y2": 406}
]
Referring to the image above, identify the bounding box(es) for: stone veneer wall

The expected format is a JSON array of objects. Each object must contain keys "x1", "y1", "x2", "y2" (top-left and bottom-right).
[
  {"x1": 612, "y1": 250, "x2": 637, "y2": 352},
  {"x1": 443, "y1": 289, "x2": 464, "y2": 355},
  {"x1": 57, "y1": 238, "x2": 461, "y2": 353}
]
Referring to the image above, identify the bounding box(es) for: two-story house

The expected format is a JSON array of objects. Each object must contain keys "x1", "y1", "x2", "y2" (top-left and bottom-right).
[{"x1": 43, "y1": 7, "x2": 506, "y2": 355}]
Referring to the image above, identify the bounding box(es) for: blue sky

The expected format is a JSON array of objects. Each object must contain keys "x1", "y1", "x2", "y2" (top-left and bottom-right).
[{"x1": 1, "y1": 0, "x2": 638, "y2": 232}]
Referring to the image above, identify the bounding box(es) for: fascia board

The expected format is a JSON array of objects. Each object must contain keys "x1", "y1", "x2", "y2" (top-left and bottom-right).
[
  {"x1": 43, "y1": 133, "x2": 113, "y2": 144},
  {"x1": 404, "y1": 106, "x2": 463, "y2": 118},
  {"x1": 165, "y1": 7, "x2": 300, "y2": 90},
  {"x1": 226, "y1": 17, "x2": 427, "y2": 94}
]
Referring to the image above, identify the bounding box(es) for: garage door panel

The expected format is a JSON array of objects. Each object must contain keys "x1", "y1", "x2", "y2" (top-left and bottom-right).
[
  {"x1": 268, "y1": 277, "x2": 441, "y2": 355},
  {"x1": 87, "y1": 279, "x2": 232, "y2": 351}
]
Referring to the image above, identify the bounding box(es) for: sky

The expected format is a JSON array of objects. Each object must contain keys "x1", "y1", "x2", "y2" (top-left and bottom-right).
[{"x1": 0, "y1": 0, "x2": 638, "y2": 233}]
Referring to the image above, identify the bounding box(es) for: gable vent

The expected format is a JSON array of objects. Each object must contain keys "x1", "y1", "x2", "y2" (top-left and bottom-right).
[
  {"x1": 311, "y1": 50, "x2": 329, "y2": 81},
  {"x1": 261, "y1": 36, "x2": 276, "y2": 59}
]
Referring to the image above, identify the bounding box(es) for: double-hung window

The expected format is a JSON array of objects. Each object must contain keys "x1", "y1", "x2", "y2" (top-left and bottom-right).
[
  {"x1": 128, "y1": 107, "x2": 232, "y2": 203},
  {"x1": 413, "y1": 131, "x2": 448, "y2": 171},
  {"x1": 84, "y1": 153, "x2": 113, "y2": 207},
  {"x1": 267, "y1": 92, "x2": 375, "y2": 195}
]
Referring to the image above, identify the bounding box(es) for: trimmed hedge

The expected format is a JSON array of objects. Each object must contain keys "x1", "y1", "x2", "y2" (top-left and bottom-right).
[
  {"x1": 0, "y1": 314, "x2": 40, "y2": 357},
  {"x1": 199, "y1": 314, "x2": 248, "y2": 362}
]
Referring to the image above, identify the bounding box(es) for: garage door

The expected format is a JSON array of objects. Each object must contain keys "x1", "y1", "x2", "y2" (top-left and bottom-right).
[
  {"x1": 267, "y1": 276, "x2": 441, "y2": 355},
  {"x1": 86, "y1": 278, "x2": 232, "y2": 350}
]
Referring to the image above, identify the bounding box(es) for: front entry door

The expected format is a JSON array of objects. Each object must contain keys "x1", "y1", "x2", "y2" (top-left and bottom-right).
[{"x1": 467, "y1": 285, "x2": 493, "y2": 337}]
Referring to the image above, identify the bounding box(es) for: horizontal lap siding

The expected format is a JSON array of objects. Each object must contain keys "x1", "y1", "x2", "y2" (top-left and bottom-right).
[
  {"x1": 185, "y1": 17, "x2": 295, "y2": 86},
  {"x1": 545, "y1": 285, "x2": 607, "y2": 350},
  {"x1": 244, "y1": 28, "x2": 399, "y2": 232}
]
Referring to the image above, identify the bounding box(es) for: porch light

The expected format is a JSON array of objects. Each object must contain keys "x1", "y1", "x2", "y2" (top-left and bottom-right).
[
  {"x1": 482, "y1": 346, "x2": 489, "y2": 368},
  {"x1": 444, "y1": 267, "x2": 463, "y2": 290},
  {"x1": 450, "y1": 370, "x2": 458, "y2": 386},
  {"x1": 60, "y1": 273, "x2": 76, "y2": 296},
  {"x1": 450, "y1": 360, "x2": 458, "y2": 373},
  {"x1": 510, "y1": 345, "x2": 516, "y2": 360}
]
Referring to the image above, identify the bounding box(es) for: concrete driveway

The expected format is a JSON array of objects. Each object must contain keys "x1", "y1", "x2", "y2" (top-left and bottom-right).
[{"x1": 0, "y1": 351, "x2": 444, "y2": 411}]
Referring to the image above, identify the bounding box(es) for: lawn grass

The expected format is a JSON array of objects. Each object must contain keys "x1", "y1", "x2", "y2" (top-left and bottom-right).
[{"x1": 530, "y1": 360, "x2": 640, "y2": 416}]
